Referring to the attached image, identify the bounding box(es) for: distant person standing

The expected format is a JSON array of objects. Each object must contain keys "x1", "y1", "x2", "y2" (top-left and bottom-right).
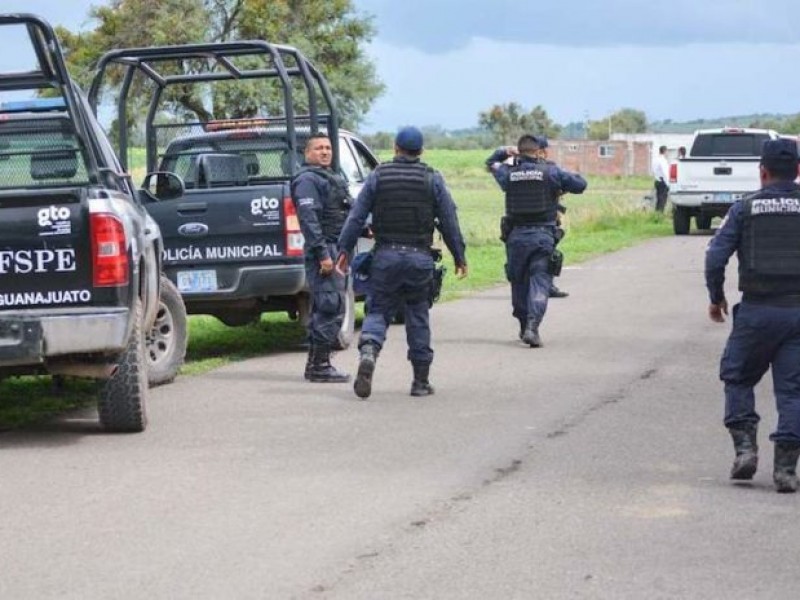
[
  {"x1": 678, "y1": 146, "x2": 687, "y2": 160},
  {"x1": 485, "y1": 135, "x2": 587, "y2": 347},
  {"x1": 652, "y1": 145, "x2": 670, "y2": 212},
  {"x1": 705, "y1": 138, "x2": 800, "y2": 493}
]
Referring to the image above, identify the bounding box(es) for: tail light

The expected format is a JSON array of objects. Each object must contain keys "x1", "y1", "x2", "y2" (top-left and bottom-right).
[
  {"x1": 283, "y1": 197, "x2": 304, "y2": 257},
  {"x1": 669, "y1": 163, "x2": 677, "y2": 184},
  {"x1": 90, "y1": 213, "x2": 129, "y2": 287}
]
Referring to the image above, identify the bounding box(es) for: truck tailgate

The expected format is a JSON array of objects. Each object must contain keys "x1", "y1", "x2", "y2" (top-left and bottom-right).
[
  {"x1": 145, "y1": 184, "x2": 298, "y2": 294},
  {"x1": 0, "y1": 190, "x2": 95, "y2": 310},
  {"x1": 675, "y1": 159, "x2": 760, "y2": 195}
]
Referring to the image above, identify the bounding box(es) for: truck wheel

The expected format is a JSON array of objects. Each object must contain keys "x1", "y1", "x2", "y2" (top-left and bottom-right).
[
  {"x1": 295, "y1": 292, "x2": 311, "y2": 328},
  {"x1": 98, "y1": 299, "x2": 148, "y2": 432},
  {"x1": 673, "y1": 206, "x2": 691, "y2": 235},
  {"x1": 334, "y1": 278, "x2": 356, "y2": 350},
  {"x1": 696, "y1": 215, "x2": 712, "y2": 230},
  {"x1": 146, "y1": 276, "x2": 187, "y2": 387}
]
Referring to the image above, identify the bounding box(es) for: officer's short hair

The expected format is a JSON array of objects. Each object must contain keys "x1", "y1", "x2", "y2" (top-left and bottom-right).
[
  {"x1": 761, "y1": 138, "x2": 799, "y2": 180},
  {"x1": 518, "y1": 135, "x2": 547, "y2": 154}
]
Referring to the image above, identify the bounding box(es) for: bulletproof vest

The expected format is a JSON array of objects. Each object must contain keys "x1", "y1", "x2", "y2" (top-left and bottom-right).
[
  {"x1": 739, "y1": 189, "x2": 800, "y2": 295},
  {"x1": 371, "y1": 160, "x2": 436, "y2": 248},
  {"x1": 294, "y1": 166, "x2": 352, "y2": 239},
  {"x1": 504, "y1": 159, "x2": 559, "y2": 224}
]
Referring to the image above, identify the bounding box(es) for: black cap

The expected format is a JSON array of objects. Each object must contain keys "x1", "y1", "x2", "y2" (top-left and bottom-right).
[
  {"x1": 532, "y1": 135, "x2": 548, "y2": 150},
  {"x1": 761, "y1": 138, "x2": 799, "y2": 169}
]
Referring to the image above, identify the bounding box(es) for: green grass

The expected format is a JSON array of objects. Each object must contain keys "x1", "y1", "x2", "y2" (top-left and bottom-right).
[{"x1": 0, "y1": 148, "x2": 668, "y2": 428}]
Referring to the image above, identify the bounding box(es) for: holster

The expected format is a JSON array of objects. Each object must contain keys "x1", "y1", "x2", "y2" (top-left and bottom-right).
[
  {"x1": 500, "y1": 216, "x2": 512, "y2": 243},
  {"x1": 547, "y1": 249, "x2": 564, "y2": 277},
  {"x1": 430, "y1": 265, "x2": 447, "y2": 306}
]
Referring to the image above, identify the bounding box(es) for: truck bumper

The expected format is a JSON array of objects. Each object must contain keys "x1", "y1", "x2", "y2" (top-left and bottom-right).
[
  {"x1": 165, "y1": 263, "x2": 306, "y2": 303},
  {"x1": 0, "y1": 307, "x2": 130, "y2": 366},
  {"x1": 670, "y1": 192, "x2": 741, "y2": 216}
]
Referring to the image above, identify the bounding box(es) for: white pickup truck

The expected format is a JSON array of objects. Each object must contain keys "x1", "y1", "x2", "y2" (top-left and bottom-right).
[{"x1": 668, "y1": 127, "x2": 779, "y2": 234}]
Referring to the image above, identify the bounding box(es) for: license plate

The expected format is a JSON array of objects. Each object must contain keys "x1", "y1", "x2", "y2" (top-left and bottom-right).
[
  {"x1": 177, "y1": 270, "x2": 217, "y2": 293},
  {"x1": 714, "y1": 193, "x2": 732, "y2": 203}
]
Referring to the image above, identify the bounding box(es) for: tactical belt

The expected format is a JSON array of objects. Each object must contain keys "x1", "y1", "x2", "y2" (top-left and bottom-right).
[
  {"x1": 742, "y1": 293, "x2": 800, "y2": 307},
  {"x1": 376, "y1": 242, "x2": 430, "y2": 253}
]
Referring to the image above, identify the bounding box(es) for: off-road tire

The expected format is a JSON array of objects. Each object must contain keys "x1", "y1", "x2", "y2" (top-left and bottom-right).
[
  {"x1": 98, "y1": 299, "x2": 148, "y2": 432},
  {"x1": 334, "y1": 278, "x2": 356, "y2": 351},
  {"x1": 146, "y1": 276, "x2": 188, "y2": 387},
  {"x1": 673, "y1": 206, "x2": 691, "y2": 235},
  {"x1": 695, "y1": 215, "x2": 712, "y2": 230}
]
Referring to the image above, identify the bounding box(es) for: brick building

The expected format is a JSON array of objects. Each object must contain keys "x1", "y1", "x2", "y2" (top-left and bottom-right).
[{"x1": 546, "y1": 140, "x2": 653, "y2": 177}]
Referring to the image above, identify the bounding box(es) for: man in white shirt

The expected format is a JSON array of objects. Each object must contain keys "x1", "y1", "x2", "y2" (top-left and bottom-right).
[{"x1": 652, "y1": 145, "x2": 670, "y2": 213}]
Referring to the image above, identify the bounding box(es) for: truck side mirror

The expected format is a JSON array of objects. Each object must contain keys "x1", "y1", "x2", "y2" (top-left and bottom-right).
[{"x1": 142, "y1": 171, "x2": 185, "y2": 201}]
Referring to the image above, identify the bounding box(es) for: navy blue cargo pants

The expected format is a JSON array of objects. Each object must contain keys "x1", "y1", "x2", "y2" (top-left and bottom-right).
[
  {"x1": 358, "y1": 247, "x2": 434, "y2": 365},
  {"x1": 305, "y1": 243, "x2": 346, "y2": 347},
  {"x1": 505, "y1": 225, "x2": 555, "y2": 329},
  {"x1": 721, "y1": 302, "x2": 800, "y2": 444}
]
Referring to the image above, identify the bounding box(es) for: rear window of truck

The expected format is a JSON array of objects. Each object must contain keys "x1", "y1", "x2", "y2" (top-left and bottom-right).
[
  {"x1": 690, "y1": 133, "x2": 771, "y2": 158},
  {"x1": 0, "y1": 116, "x2": 89, "y2": 190}
]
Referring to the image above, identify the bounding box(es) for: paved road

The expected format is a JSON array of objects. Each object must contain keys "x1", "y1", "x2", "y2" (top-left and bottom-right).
[{"x1": 1, "y1": 235, "x2": 796, "y2": 600}]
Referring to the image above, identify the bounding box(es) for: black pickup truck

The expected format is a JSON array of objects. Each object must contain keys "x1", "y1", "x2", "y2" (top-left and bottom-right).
[
  {"x1": 0, "y1": 14, "x2": 187, "y2": 431},
  {"x1": 89, "y1": 42, "x2": 379, "y2": 349}
]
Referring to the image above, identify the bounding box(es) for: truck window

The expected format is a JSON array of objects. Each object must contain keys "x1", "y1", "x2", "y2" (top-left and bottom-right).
[
  {"x1": 690, "y1": 133, "x2": 771, "y2": 157},
  {"x1": 0, "y1": 117, "x2": 89, "y2": 190},
  {"x1": 339, "y1": 139, "x2": 362, "y2": 183},
  {"x1": 351, "y1": 138, "x2": 377, "y2": 176}
]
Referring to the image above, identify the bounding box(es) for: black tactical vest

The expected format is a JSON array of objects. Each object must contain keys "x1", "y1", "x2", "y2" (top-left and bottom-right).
[
  {"x1": 293, "y1": 166, "x2": 352, "y2": 240},
  {"x1": 739, "y1": 189, "x2": 800, "y2": 296},
  {"x1": 371, "y1": 160, "x2": 436, "y2": 248},
  {"x1": 504, "y1": 159, "x2": 559, "y2": 224}
]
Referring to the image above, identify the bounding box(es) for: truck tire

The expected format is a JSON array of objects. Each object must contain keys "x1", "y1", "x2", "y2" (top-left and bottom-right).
[
  {"x1": 98, "y1": 299, "x2": 148, "y2": 432},
  {"x1": 696, "y1": 215, "x2": 712, "y2": 230},
  {"x1": 334, "y1": 277, "x2": 356, "y2": 350},
  {"x1": 146, "y1": 276, "x2": 188, "y2": 387},
  {"x1": 673, "y1": 206, "x2": 691, "y2": 235}
]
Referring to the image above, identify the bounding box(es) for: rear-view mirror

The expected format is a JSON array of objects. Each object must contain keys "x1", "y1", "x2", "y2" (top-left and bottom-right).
[{"x1": 142, "y1": 171, "x2": 185, "y2": 201}]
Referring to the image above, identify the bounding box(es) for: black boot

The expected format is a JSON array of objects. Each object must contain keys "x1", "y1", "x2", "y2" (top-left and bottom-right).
[
  {"x1": 518, "y1": 319, "x2": 526, "y2": 341},
  {"x1": 549, "y1": 285, "x2": 569, "y2": 298},
  {"x1": 307, "y1": 344, "x2": 350, "y2": 383},
  {"x1": 728, "y1": 425, "x2": 758, "y2": 480},
  {"x1": 303, "y1": 347, "x2": 314, "y2": 381},
  {"x1": 354, "y1": 343, "x2": 378, "y2": 399},
  {"x1": 410, "y1": 362, "x2": 435, "y2": 397},
  {"x1": 773, "y1": 442, "x2": 800, "y2": 493},
  {"x1": 521, "y1": 318, "x2": 542, "y2": 348}
]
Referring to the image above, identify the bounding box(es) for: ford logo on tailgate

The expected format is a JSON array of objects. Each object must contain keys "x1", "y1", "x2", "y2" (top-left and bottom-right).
[{"x1": 178, "y1": 222, "x2": 209, "y2": 237}]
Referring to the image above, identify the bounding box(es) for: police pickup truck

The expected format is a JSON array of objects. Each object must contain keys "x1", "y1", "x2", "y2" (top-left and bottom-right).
[
  {"x1": 669, "y1": 127, "x2": 779, "y2": 234},
  {"x1": 89, "y1": 42, "x2": 379, "y2": 348},
  {"x1": 0, "y1": 14, "x2": 187, "y2": 432}
]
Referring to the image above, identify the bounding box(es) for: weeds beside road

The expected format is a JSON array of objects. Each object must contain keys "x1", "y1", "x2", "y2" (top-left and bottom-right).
[{"x1": 0, "y1": 149, "x2": 667, "y2": 427}]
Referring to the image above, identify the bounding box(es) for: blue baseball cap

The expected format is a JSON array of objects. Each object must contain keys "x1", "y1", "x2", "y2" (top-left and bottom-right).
[
  {"x1": 395, "y1": 126, "x2": 424, "y2": 152},
  {"x1": 532, "y1": 135, "x2": 549, "y2": 150},
  {"x1": 761, "y1": 138, "x2": 798, "y2": 168}
]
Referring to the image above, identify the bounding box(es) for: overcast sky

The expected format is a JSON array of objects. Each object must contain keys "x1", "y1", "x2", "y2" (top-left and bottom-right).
[{"x1": 4, "y1": 0, "x2": 800, "y2": 132}]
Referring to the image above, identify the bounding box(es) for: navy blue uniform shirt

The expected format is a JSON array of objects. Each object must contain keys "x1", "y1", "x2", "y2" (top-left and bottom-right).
[
  {"x1": 338, "y1": 156, "x2": 467, "y2": 266},
  {"x1": 292, "y1": 165, "x2": 340, "y2": 261},
  {"x1": 486, "y1": 149, "x2": 588, "y2": 208},
  {"x1": 705, "y1": 180, "x2": 800, "y2": 304}
]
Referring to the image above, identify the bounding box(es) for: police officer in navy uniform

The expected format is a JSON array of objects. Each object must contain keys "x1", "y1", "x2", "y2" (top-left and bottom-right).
[
  {"x1": 336, "y1": 126, "x2": 468, "y2": 399},
  {"x1": 486, "y1": 135, "x2": 587, "y2": 346},
  {"x1": 291, "y1": 132, "x2": 352, "y2": 383},
  {"x1": 706, "y1": 138, "x2": 800, "y2": 493}
]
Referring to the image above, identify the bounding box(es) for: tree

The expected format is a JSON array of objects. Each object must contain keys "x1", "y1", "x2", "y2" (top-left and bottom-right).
[
  {"x1": 478, "y1": 102, "x2": 561, "y2": 145},
  {"x1": 587, "y1": 108, "x2": 648, "y2": 140},
  {"x1": 58, "y1": 0, "x2": 383, "y2": 129}
]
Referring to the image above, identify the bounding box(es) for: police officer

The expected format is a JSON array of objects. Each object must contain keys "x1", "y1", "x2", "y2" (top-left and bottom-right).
[
  {"x1": 706, "y1": 138, "x2": 800, "y2": 493},
  {"x1": 486, "y1": 135, "x2": 587, "y2": 346},
  {"x1": 336, "y1": 126, "x2": 468, "y2": 399},
  {"x1": 291, "y1": 133, "x2": 352, "y2": 383}
]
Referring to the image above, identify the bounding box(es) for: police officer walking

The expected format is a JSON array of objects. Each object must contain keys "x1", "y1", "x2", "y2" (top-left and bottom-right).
[
  {"x1": 705, "y1": 138, "x2": 800, "y2": 493},
  {"x1": 486, "y1": 135, "x2": 587, "y2": 347},
  {"x1": 336, "y1": 126, "x2": 468, "y2": 399},
  {"x1": 291, "y1": 133, "x2": 352, "y2": 383}
]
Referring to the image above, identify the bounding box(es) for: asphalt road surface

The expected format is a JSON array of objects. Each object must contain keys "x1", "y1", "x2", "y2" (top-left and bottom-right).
[{"x1": 2, "y1": 235, "x2": 797, "y2": 600}]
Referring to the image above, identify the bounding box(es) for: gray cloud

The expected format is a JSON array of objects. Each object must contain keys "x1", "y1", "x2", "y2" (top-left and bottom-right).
[{"x1": 356, "y1": 0, "x2": 800, "y2": 52}]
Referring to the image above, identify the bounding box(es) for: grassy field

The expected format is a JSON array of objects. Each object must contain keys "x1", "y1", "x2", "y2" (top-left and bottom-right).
[{"x1": 0, "y1": 148, "x2": 668, "y2": 427}]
